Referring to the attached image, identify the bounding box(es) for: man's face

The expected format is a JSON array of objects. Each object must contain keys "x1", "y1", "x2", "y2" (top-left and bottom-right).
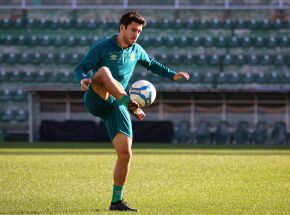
[{"x1": 120, "y1": 21, "x2": 143, "y2": 46}]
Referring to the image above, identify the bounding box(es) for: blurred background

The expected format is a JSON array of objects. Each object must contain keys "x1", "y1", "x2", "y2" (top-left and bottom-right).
[{"x1": 0, "y1": 0, "x2": 289, "y2": 145}]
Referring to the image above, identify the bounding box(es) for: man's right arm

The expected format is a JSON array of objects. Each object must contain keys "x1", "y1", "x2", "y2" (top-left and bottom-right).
[{"x1": 74, "y1": 44, "x2": 100, "y2": 83}]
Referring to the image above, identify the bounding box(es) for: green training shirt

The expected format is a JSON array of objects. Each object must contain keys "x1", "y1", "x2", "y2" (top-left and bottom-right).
[{"x1": 74, "y1": 34, "x2": 176, "y2": 90}]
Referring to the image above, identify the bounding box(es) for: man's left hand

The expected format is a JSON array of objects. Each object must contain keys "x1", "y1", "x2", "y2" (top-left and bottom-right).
[{"x1": 173, "y1": 71, "x2": 190, "y2": 81}]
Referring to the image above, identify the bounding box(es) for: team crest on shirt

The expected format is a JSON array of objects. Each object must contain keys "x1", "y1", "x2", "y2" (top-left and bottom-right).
[
  {"x1": 109, "y1": 53, "x2": 118, "y2": 61},
  {"x1": 130, "y1": 53, "x2": 135, "y2": 61}
]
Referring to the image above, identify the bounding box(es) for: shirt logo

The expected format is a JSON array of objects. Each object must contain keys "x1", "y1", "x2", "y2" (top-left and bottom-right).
[
  {"x1": 130, "y1": 53, "x2": 135, "y2": 61},
  {"x1": 109, "y1": 53, "x2": 118, "y2": 61}
]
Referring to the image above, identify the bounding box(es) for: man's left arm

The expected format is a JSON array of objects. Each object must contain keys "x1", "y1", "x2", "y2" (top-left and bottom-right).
[{"x1": 137, "y1": 45, "x2": 190, "y2": 81}]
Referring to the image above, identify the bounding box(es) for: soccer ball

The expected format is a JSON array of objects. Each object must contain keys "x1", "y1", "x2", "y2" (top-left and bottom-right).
[{"x1": 129, "y1": 80, "x2": 157, "y2": 107}]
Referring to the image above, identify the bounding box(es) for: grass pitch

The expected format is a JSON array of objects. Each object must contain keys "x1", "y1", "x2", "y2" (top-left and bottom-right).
[{"x1": 0, "y1": 142, "x2": 289, "y2": 215}]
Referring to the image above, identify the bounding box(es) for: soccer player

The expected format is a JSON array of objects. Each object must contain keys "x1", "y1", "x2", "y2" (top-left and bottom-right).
[{"x1": 74, "y1": 11, "x2": 190, "y2": 212}]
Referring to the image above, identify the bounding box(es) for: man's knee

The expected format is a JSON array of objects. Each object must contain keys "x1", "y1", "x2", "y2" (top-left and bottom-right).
[
  {"x1": 118, "y1": 150, "x2": 132, "y2": 163},
  {"x1": 93, "y1": 66, "x2": 111, "y2": 83}
]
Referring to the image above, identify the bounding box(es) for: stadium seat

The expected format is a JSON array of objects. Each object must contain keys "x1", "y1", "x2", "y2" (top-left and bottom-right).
[
  {"x1": 28, "y1": 35, "x2": 39, "y2": 47},
  {"x1": 191, "y1": 36, "x2": 202, "y2": 47},
  {"x1": 0, "y1": 109, "x2": 14, "y2": 122},
  {"x1": 203, "y1": 36, "x2": 214, "y2": 48},
  {"x1": 57, "y1": 53, "x2": 69, "y2": 65},
  {"x1": 240, "y1": 36, "x2": 252, "y2": 48},
  {"x1": 233, "y1": 121, "x2": 251, "y2": 144},
  {"x1": 183, "y1": 54, "x2": 193, "y2": 65},
  {"x1": 164, "y1": 36, "x2": 176, "y2": 47},
  {"x1": 222, "y1": 54, "x2": 234, "y2": 66},
  {"x1": 0, "y1": 70, "x2": 8, "y2": 82},
  {"x1": 185, "y1": 18, "x2": 197, "y2": 29},
  {"x1": 228, "y1": 72, "x2": 242, "y2": 87},
  {"x1": 248, "y1": 54, "x2": 259, "y2": 65},
  {"x1": 216, "y1": 72, "x2": 228, "y2": 87},
  {"x1": 14, "y1": 109, "x2": 28, "y2": 122},
  {"x1": 22, "y1": 70, "x2": 36, "y2": 83},
  {"x1": 279, "y1": 36, "x2": 289, "y2": 47},
  {"x1": 172, "y1": 120, "x2": 192, "y2": 144},
  {"x1": 17, "y1": 35, "x2": 27, "y2": 46},
  {"x1": 273, "y1": 54, "x2": 284, "y2": 66},
  {"x1": 190, "y1": 72, "x2": 203, "y2": 86},
  {"x1": 13, "y1": 89, "x2": 27, "y2": 102},
  {"x1": 267, "y1": 72, "x2": 280, "y2": 85},
  {"x1": 41, "y1": 35, "x2": 51, "y2": 46},
  {"x1": 44, "y1": 53, "x2": 56, "y2": 64},
  {"x1": 273, "y1": 19, "x2": 282, "y2": 30},
  {"x1": 271, "y1": 121, "x2": 288, "y2": 145},
  {"x1": 260, "y1": 19, "x2": 271, "y2": 30},
  {"x1": 255, "y1": 72, "x2": 267, "y2": 84},
  {"x1": 196, "y1": 54, "x2": 207, "y2": 65},
  {"x1": 228, "y1": 36, "x2": 239, "y2": 48},
  {"x1": 34, "y1": 71, "x2": 49, "y2": 83},
  {"x1": 235, "y1": 54, "x2": 247, "y2": 66},
  {"x1": 52, "y1": 36, "x2": 63, "y2": 47},
  {"x1": 253, "y1": 121, "x2": 269, "y2": 145},
  {"x1": 249, "y1": 19, "x2": 259, "y2": 30},
  {"x1": 66, "y1": 36, "x2": 77, "y2": 46},
  {"x1": 194, "y1": 120, "x2": 212, "y2": 144},
  {"x1": 266, "y1": 36, "x2": 278, "y2": 48},
  {"x1": 9, "y1": 71, "x2": 23, "y2": 82},
  {"x1": 197, "y1": 19, "x2": 209, "y2": 29},
  {"x1": 223, "y1": 19, "x2": 233, "y2": 29},
  {"x1": 260, "y1": 54, "x2": 272, "y2": 66},
  {"x1": 208, "y1": 54, "x2": 220, "y2": 66},
  {"x1": 0, "y1": 18, "x2": 12, "y2": 29},
  {"x1": 6, "y1": 53, "x2": 19, "y2": 65},
  {"x1": 253, "y1": 36, "x2": 265, "y2": 48},
  {"x1": 0, "y1": 89, "x2": 12, "y2": 101},
  {"x1": 31, "y1": 53, "x2": 42, "y2": 65},
  {"x1": 211, "y1": 18, "x2": 222, "y2": 29},
  {"x1": 242, "y1": 72, "x2": 255, "y2": 84},
  {"x1": 79, "y1": 35, "x2": 90, "y2": 46},
  {"x1": 19, "y1": 52, "x2": 30, "y2": 64},
  {"x1": 216, "y1": 36, "x2": 227, "y2": 48},
  {"x1": 178, "y1": 36, "x2": 190, "y2": 47},
  {"x1": 86, "y1": 19, "x2": 97, "y2": 29},
  {"x1": 214, "y1": 121, "x2": 231, "y2": 144}
]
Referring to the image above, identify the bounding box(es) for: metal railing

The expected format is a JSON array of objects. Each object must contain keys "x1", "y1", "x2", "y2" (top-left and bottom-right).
[{"x1": 0, "y1": 0, "x2": 289, "y2": 9}]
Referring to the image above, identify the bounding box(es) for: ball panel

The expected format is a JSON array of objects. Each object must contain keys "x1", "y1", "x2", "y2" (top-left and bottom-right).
[{"x1": 129, "y1": 80, "x2": 157, "y2": 107}]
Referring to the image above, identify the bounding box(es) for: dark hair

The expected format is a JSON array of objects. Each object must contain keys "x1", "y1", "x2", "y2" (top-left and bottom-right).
[{"x1": 119, "y1": 11, "x2": 147, "y2": 29}]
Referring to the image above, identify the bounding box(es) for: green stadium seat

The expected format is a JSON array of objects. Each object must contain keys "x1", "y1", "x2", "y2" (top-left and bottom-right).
[
  {"x1": 233, "y1": 121, "x2": 251, "y2": 144},
  {"x1": 214, "y1": 121, "x2": 231, "y2": 144},
  {"x1": 273, "y1": 19, "x2": 282, "y2": 29},
  {"x1": 255, "y1": 72, "x2": 267, "y2": 84},
  {"x1": 164, "y1": 36, "x2": 176, "y2": 47},
  {"x1": 271, "y1": 121, "x2": 288, "y2": 145},
  {"x1": 61, "y1": 70, "x2": 74, "y2": 83},
  {"x1": 13, "y1": 89, "x2": 27, "y2": 102},
  {"x1": 31, "y1": 53, "x2": 42, "y2": 65},
  {"x1": 41, "y1": 35, "x2": 51, "y2": 46},
  {"x1": 53, "y1": 36, "x2": 63, "y2": 47},
  {"x1": 172, "y1": 120, "x2": 192, "y2": 144},
  {"x1": 79, "y1": 35, "x2": 90, "y2": 46},
  {"x1": 235, "y1": 18, "x2": 247, "y2": 29},
  {"x1": 0, "y1": 70, "x2": 8, "y2": 82},
  {"x1": 273, "y1": 54, "x2": 284, "y2": 66},
  {"x1": 91, "y1": 36, "x2": 100, "y2": 45},
  {"x1": 159, "y1": 19, "x2": 170, "y2": 29},
  {"x1": 66, "y1": 36, "x2": 77, "y2": 46},
  {"x1": 216, "y1": 72, "x2": 228, "y2": 86},
  {"x1": 174, "y1": 19, "x2": 183, "y2": 29},
  {"x1": 249, "y1": 19, "x2": 259, "y2": 30},
  {"x1": 87, "y1": 19, "x2": 97, "y2": 29},
  {"x1": 261, "y1": 19, "x2": 271, "y2": 30},
  {"x1": 285, "y1": 19, "x2": 290, "y2": 29},
  {"x1": 44, "y1": 53, "x2": 56, "y2": 64},
  {"x1": 203, "y1": 36, "x2": 214, "y2": 48},
  {"x1": 0, "y1": 109, "x2": 14, "y2": 122},
  {"x1": 190, "y1": 72, "x2": 202, "y2": 85},
  {"x1": 14, "y1": 109, "x2": 28, "y2": 122},
  {"x1": 178, "y1": 36, "x2": 190, "y2": 47},
  {"x1": 253, "y1": 36, "x2": 265, "y2": 48},
  {"x1": 19, "y1": 53, "x2": 30, "y2": 64},
  {"x1": 196, "y1": 54, "x2": 207, "y2": 65},
  {"x1": 0, "y1": 53, "x2": 6, "y2": 64},
  {"x1": 248, "y1": 54, "x2": 259, "y2": 65},
  {"x1": 22, "y1": 70, "x2": 36, "y2": 83},
  {"x1": 57, "y1": 53, "x2": 69, "y2": 65},
  {"x1": 216, "y1": 36, "x2": 227, "y2": 48},
  {"x1": 61, "y1": 19, "x2": 73, "y2": 29},
  {"x1": 0, "y1": 89, "x2": 12, "y2": 101},
  {"x1": 222, "y1": 54, "x2": 234, "y2": 66},
  {"x1": 194, "y1": 120, "x2": 212, "y2": 144},
  {"x1": 47, "y1": 72, "x2": 61, "y2": 83},
  {"x1": 29, "y1": 35, "x2": 39, "y2": 46},
  {"x1": 75, "y1": 19, "x2": 85, "y2": 29},
  {"x1": 242, "y1": 72, "x2": 254, "y2": 84},
  {"x1": 260, "y1": 54, "x2": 272, "y2": 66},
  {"x1": 183, "y1": 54, "x2": 193, "y2": 65},
  {"x1": 6, "y1": 53, "x2": 19, "y2": 65},
  {"x1": 197, "y1": 19, "x2": 209, "y2": 29},
  {"x1": 279, "y1": 36, "x2": 289, "y2": 47},
  {"x1": 191, "y1": 36, "x2": 202, "y2": 47},
  {"x1": 185, "y1": 18, "x2": 197, "y2": 29},
  {"x1": 253, "y1": 121, "x2": 269, "y2": 145},
  {"x1": 228, "y1": 72, "x2": 242, "y2": 87},
  {"x1": 208, "y1": 54, "x2": 220, "y2": 66},
  {"x1": 38, "y1": 19, "x2": 50, "y2": 29},
  {"x1": 211, "y1": 18, "x2": 221, "y2": 29},
  {"x1": 69, "y1": 53, "x2": 82, "y2": 65},
  {"x1": 50, "y1": 19, "x2": 60, "y2": 30},
  {"x1": 235, "y1": 54, "x2": 247, "y2": 66},
  {"x1": 9, "y1": 71, "x2": 23, "y2": 82},
  {"x1": 17, "y1": 35, "x2": 28, "y2": 46},
  {"x1": 285, "y1": 55, "x2": 290, "y2": 66},
  {"x1": 26, "y1": 18, "x2": 38, "y2": 28},
  {"x1": 203, "y1": 71, "x2": 215, "y2": 85},
  {"x1": 14, "y1": 18, "x2": 24, "y2": 28},
  {"x1": 223, "y1": 19, "x2": 233, "y2": 29},
  {"x1": 170, "y1": 54, "x2": 183, "y2": 65},
  {"x1": 241, "y1": 36, "x2": 252, "y2": 48},
  {"x1": 4, "y1": 35, "x2": 15, "y2": 45},
  {"x1": 268, "y1": 72, "x2": 280, "y2": 85},
  {"x1": 228, "y1": 36, "x2": 239, "y2": 48},
  {"x1": 1, "y1": 18, "x2": 12, "y2": 29},
  {"x1": 35, "y1": 71, "x2": 49, "y2": 83},
  {"x1": 266, "y1": 36, "x2": 278, "y2": 48}
]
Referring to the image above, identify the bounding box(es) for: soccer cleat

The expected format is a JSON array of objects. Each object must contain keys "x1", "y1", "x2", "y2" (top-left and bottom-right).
[
  {"x1": 128, "y1": 100, "x2": 146, "y2": 121},
  {"x1": 109, "y1": 200, "x2": 138, "y2": 212}
]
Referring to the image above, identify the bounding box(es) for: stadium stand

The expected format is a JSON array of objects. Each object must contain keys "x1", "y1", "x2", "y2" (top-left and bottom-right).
[{"x1": 0, "y1": 1, "x2": 289, "y2": 142}]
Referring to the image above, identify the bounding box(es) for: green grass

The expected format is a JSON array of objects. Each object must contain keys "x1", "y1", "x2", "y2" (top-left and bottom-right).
[{"x1": 0, "y1": 142, "x2": 289, "y2": 215}]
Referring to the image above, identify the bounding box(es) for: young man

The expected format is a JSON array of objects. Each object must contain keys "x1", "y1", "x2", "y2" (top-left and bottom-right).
[{"x1": 75, "y1": 11, "x2": 189, "y2": 212}]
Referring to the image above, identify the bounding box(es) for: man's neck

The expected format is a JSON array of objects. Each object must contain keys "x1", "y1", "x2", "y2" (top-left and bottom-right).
[{"x1": 117, "y1": 34, "x2": 129, "y2": 49}]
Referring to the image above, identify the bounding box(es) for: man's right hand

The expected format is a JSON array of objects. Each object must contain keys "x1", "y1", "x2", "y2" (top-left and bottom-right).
[{"x1": 80, "y1": 78, "x2": 92, "y2": 91}]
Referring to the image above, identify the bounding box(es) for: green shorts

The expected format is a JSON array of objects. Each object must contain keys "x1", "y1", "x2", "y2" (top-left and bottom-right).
[{"x1": 84, "y1": 85, "x2": 132, "y2": 141}]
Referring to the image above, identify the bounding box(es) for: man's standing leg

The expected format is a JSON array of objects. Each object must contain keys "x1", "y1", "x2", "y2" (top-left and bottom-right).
[{"x1": 109, "y1": 132, "x2": 138, "y2": 211}]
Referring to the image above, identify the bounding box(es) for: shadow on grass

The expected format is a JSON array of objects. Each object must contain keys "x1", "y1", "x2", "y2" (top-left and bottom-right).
[{"x1": 0, "y1": 141, "x2": 289, "y2": 150}]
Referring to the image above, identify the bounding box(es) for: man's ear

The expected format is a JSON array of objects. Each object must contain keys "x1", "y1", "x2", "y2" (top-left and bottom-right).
[{"x1": 119, "y1": 24, "x2": 126, "y2": 32}]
